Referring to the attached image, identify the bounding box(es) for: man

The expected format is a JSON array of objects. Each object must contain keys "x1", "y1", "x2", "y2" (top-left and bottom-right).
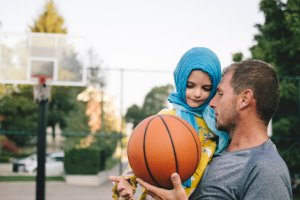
[{"x1": 137, "y1": 60, "x2": 293, "y2": 200}]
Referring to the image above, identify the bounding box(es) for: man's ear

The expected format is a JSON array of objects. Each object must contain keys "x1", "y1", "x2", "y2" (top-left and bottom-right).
[{"x1": 239, "y1": 89, "x2": 253, "y2": 109}]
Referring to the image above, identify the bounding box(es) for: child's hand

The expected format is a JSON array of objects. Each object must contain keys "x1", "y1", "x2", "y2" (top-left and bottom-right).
[{"x1": 109, "y1": 176, "x2": 134, "y2": 200}]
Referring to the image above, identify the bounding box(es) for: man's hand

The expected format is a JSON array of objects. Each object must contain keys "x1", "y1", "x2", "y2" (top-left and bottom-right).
[
  {"x1": 109, "y1": 176, "x2": 134, "y2": 200},
  {"x1": 136, "y1": 173, "x2": 188, "y2": 200}
]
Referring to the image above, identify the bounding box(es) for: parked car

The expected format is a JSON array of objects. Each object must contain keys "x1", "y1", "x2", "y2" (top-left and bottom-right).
[
  {"x1": 12, "y1": 153, "x2": 37, "y2": 173},
  {"x1": 12, "y1": 151, "x2": 64, "y2": 176}
]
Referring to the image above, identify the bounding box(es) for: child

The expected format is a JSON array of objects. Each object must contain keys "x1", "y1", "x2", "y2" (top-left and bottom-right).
[{"x1": 110, "y1": 47, "x2": 229, "y2": 199}]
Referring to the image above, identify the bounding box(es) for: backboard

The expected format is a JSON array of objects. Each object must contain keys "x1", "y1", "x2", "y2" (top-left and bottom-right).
[{"x1": 0, "y1": 32, "x2": 87, "y2": 86}]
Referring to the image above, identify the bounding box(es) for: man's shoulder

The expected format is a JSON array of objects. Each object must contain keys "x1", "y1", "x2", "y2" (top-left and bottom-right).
[{"x1": 248, "y1": 141, "x2": 290, "y2": 176}]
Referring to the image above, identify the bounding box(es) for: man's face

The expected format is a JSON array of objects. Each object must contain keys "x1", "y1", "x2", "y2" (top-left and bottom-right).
[{"x1": 209, "y1": 72, "x2": 239, "y2": 133}]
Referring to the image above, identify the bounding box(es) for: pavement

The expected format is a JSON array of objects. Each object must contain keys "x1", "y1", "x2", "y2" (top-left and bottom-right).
[{"x1": 0, "y1": 162, "x2": 143, "y2": 200}]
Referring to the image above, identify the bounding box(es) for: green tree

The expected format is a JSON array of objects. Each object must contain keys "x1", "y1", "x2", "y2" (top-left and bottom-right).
[
  {"x1": 0, "y1": 86, "x2": 38, "y2": 146},
  {"x1": 47, "y1": 87, "x2": 82, "y2": 138},
  {"x1": 125, "y1": 104, "x2": 143, "y2": 128},
  {"x1": 142, "y1": 84, "x2": 173, "y2": 117},
  {"x1": 232, "y1": 52, "x2": 244, "y2": 62},
  {"x1": 125, "y1": 84, "x2": 173, "y2": 127},
  {"x1": 250, "y1": 0, "x2": 300, "y2": 175}
]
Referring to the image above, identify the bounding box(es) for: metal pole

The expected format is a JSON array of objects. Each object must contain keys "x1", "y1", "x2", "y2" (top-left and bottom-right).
[
  {"x1": 119, "y1": 69, "x2": 124, "y2": 175},
  {"x1": 101, "y1": 87, "x2": 104, "y2": 130},
  {"x1": 36, "y1": 99, "x2": 48, "y2": 200},
  {"x1": 34, "y1": 80, "x2": 50, "y2": 200},
  {"x1": 298, "y1": 79, "x2": 300, "y2": 133}
]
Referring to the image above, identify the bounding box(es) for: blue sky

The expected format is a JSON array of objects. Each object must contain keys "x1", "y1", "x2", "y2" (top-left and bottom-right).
[{"x1": 0, "y1": 0, "x2": 263, "y2": 112}]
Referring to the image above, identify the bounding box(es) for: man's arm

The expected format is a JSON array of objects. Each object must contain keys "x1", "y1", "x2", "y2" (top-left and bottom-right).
[{"x1": 137, "y1": 173, "x2": 188, "y2": 200}]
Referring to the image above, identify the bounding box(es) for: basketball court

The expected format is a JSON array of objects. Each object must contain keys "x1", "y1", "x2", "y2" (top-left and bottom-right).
[{"x1": 0, "y1": 32, "x2": 173, "y2": 199}]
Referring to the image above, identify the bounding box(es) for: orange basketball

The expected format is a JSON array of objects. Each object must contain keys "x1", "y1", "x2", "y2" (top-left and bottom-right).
[{"x1": 127, "y1": 114, "x2": 201, "y2": 189}]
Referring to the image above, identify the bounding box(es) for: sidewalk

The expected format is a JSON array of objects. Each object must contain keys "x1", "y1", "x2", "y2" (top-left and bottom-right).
[
  {"x1": 0, "y1": 162, "x2": 143, "y2": 200},
  {"x1": 0, "y1": 181, "x2": 113, "y2": 200}
]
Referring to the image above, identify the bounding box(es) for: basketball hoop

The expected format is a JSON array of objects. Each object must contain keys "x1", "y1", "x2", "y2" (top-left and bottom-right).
[{"x1": 32, "y1": 75, "x2": 52, "y2": 102}]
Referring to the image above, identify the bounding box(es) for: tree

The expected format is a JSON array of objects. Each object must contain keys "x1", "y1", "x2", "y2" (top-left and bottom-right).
[
  {"x1": 0, "y1": 86, "x2": 38, "y2": 146},
  {"x1": 249, "y1": 0, "x2": 300, "y2": 175},
  {"x1": 232, "y1": 52, "x2": 244, "y2": 62},
  {"x1": 125, "y1": 104, "x2": 144, "y2": 128},
  {"x1": 142, "y1": 84, "x2": 173, "y2": 117},
  {"x1": 30, "y1": 0, "x2": 67, "y2": 33},
  {"x1": 125, "y1": 84, "x2": 173, "y2": 128}
]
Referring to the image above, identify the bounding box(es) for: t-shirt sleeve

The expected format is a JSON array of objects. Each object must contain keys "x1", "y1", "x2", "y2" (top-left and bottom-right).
[{"x1": 241, "y1": 160, "x2": 292, "y2": 200}]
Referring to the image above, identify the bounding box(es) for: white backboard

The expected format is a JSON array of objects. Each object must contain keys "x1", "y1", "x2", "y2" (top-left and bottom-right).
[{"x1": 0, "y1": 32, "x2": 87, "y2": 86}]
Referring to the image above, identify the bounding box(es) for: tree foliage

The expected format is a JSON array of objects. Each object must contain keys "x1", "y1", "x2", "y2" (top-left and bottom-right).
[
  {"x1": 125, "y1": 84, "x2": 173, "y2": 127},
  {"x1": 125, "y1": 104, "x2": 144, "y2": 128},
  {"x1": 48, "y1": 87, "x2": 82, "y2": 132},
  {"x1": 250, "y1": 0, "x2": 300, "y2": 175},
  {"x1": 30, "y1": 0, "x2": 67, "y2": 33},
  {"x1": 250, "y1": 0, "x2": 300, "y2": 75},
  {"x1": 0, "y1": 86, "x2": 37, "y2": 146},
  {"x1": 232, "y1": 52, "x2": 244, "y2": 62}
]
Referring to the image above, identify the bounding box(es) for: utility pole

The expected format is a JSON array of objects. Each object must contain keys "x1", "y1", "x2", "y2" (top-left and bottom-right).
[{"x1": 119, "y1": 69, "x2": 124, "y2": 175}]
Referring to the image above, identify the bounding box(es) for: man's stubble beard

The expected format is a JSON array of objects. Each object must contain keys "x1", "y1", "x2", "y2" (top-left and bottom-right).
[{"x1": 216, "y1": 101, "x2": 239, "y2": 135}]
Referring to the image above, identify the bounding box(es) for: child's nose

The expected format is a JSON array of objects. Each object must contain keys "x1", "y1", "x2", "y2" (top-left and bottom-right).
[{"x1": 194, "y1": 88, "x2": 202, "y2": 98}]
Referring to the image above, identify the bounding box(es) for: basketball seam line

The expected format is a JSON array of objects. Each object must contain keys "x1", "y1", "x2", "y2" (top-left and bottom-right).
[
  {"x1": 158, "y1": 115, "x2": 179, "y2": 177},
  {"x1": 167, "y1": 115, "x2": 201, "y2": 176},
  {"x1": 143, "y1": 116, "x2": 162, "y2": 188}
]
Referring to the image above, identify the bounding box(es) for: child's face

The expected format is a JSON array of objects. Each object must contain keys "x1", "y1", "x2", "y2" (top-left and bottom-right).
[{"x1": 185, "y1": 70, "x2": 212, "y2": 108}]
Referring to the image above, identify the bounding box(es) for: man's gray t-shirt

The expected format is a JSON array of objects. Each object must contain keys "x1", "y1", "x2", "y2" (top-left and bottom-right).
[{"x1": 189, "y1": 139, "x2": 292, "y2": 200}]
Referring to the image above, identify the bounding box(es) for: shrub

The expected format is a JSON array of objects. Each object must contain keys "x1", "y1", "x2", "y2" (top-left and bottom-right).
[
  {"x1": 64, "y1": 148, "x2": 100, "y2": 175},
  {"x1": 0, "y1": 155, "x2": 10, "y2": 163},
  {"x1": 63, "y1": 132, "x2": 119, "y2": 173}
]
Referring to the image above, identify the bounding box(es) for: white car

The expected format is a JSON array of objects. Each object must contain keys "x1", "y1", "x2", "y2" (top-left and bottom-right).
[
  {"x1": 12, "y1": 151, "x2": 64, "y2": 176},
  {"x1": 12, "y1": 154, "x2": 37, "y2": 173}
]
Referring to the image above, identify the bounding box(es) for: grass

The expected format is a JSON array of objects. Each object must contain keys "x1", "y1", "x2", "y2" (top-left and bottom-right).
[{"x1": 0, "y1": 176, "x2": 64, "y2": 182}]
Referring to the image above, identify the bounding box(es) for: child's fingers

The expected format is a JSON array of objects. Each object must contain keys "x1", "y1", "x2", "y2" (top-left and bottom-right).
[{"x1": 109, "y1": 176, "x2": 122, "y2": 183}]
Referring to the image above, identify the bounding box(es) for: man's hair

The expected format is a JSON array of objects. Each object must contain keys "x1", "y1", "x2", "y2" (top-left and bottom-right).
[{"x1": 223, "y1": 60, "x2": 280, "y2": 125}]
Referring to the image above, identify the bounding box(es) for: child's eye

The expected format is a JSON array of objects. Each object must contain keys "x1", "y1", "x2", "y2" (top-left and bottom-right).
[
  {"x1": 186, "y1": 82, "x2": 194, "y2": 88},
  {"x1": 203, "y1": 86, "x2": 212, "y2": 91}
]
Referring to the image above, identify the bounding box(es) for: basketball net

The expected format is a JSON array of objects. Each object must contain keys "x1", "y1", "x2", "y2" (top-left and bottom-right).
[{"x1": 33, "y1": 75, "x2": 51, "y2": 102}]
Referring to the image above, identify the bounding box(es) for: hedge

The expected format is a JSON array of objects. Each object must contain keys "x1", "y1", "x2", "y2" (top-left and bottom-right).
[{"x1": 64, "y1": 148, "x2": 102, "y2": 175}]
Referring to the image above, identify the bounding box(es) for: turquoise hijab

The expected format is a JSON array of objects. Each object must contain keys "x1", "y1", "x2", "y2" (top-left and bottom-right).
[
  {"x1": 168, "y1": 47, "x2": 229, "y2": 154},
  {"x1": 168, "y1": 47, "x2": 229, "y2": 187}
]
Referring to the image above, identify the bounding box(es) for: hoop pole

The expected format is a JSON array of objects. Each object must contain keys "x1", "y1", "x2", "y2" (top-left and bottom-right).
[
  {"x1": 36, "y1": 98, "x2": 48, "y2": 200},
  {"x1": 34, "y1": 79, "x2": 50, "y2": 200}
]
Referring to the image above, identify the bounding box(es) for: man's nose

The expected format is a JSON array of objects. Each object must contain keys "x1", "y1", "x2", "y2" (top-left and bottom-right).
[{"x1": 209, "y1": 95, "x2": 216, "y2": 108}]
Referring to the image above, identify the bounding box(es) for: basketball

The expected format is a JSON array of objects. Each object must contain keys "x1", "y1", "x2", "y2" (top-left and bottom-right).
[{"x1": 127, "y1": 114, "x2": 201, "y2": 189}]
